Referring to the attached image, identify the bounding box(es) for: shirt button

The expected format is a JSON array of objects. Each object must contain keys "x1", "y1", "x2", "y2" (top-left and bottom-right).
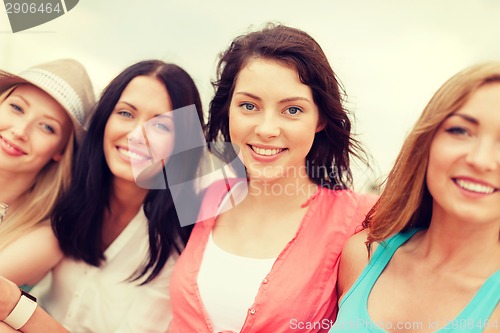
[
  {"x1": 249, "y1": 308, "x2": 256, "y2": 315},
  {"x1": 262, "y1": 278, "x2": 269, "y2": 284}
]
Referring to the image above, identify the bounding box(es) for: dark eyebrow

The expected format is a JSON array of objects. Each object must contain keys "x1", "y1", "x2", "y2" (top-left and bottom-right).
[
  {"x1": 234, "y1": 92, "x2": 312, "y2": 104},
  {"x1": 116, "y1": 101, "x2": 173, "y2": 118},
  {"x1": 116, "y1": 101, "x2": 137, "y2": 111},
  {"x1": 154, "y1": 113, "x2": 173, "y2": 120},
  {"x1": 447, "y1": 113, "x2": 479, "y2": 125},
  {"x1": 234, "y1": 92, "x2": 261, "y2": 101},
  {"x1": 278, "y1": 97, "x2": 312, "y2": 104}
]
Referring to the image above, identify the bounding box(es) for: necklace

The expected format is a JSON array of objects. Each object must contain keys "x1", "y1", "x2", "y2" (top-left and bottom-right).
[{"x1": 0, "y1": 203, "x2": 8, "y2": 224}]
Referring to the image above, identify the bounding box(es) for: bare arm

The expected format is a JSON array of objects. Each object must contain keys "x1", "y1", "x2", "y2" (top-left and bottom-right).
[
  {"x1": 484, "y1": 305, "x2": 499, "y2": 333},
  {"x1": 0, "y1": 277, "x2": 69, "y2": 333},
  {"x1": 337, "y1": 229, "x2": 373, "y2": 302},
  {"x1": 0, "y1": 224, "x2": 62, "y2": 286}
]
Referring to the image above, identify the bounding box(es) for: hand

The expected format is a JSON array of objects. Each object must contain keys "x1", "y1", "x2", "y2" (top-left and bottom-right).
[{"x1": 0, "y1": 322, "x2": 18, "y2": 332}]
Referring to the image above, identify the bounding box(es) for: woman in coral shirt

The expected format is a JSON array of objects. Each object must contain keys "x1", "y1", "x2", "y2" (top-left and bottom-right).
[{"x1": 169, "y1": 24, "x2": 377, "y2": 333}]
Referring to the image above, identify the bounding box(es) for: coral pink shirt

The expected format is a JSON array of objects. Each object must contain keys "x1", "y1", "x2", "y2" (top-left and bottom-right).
[{"x1": 169, "y1": 180, "x2": 376, "y2": 333}]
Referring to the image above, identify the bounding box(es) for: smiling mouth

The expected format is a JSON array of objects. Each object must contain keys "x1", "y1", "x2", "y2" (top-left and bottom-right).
[
  {"x1": 250, "y1": 145, "x2": 286, "y2": 156},
  {"x1": 453, "y1": 178, "x2": 497, "y2": 194},
  {"x1": 0, "y1": 136, "x2": 26, "y2": 155},
  {"x1": 118, "y1": 147, "x2": 149, "y2": 161}
]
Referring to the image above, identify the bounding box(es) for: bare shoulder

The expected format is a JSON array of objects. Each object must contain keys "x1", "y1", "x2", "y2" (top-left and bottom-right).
[
  {"x1": 337, "y1": 229, "x2": 372, "y2": 300},
  {"x1": 0, "y1": 222, "x2": 62, "y2": 285},
  {"x1": 20, "y1": 223, "x2": 59, "y2": 248}
]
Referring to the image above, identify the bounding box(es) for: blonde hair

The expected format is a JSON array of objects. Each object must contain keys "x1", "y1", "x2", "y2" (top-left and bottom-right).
[
  {"x1": 0, "y1": 90, "x2": 76, "y2": 250},
  {"x1": 365, "y1": 61, "x2": 500, "y2": 246}
]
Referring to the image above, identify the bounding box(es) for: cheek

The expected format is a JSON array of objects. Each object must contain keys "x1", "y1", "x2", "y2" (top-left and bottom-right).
[
  {"x1": 103, "y1": 123, "x2": 115, "y2": 160},
  {"x1": 426, "y1": 140, "x2": 451, "y2": 196},
  {"x1": 37, "y1": 137, "x2": 65, "y2": 161},
  {"x1": 149, "y1": 133, "x2": 175, "y2": 162},
  {"x1": 228, "y1": 110, "x2": 242, "y2": 143},
  {"x1": 294, "y1": 121, "x2": 317, "y2": 148},
  {"x1": 0, "y1": 107, "x2": 13, "y2": 129}
]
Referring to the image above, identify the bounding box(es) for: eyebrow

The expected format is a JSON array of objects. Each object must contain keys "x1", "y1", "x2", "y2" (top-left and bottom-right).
[
  {"x1": 154, "y1": 113, "x2": 173, "y2": 120},
  {"x1": 117, "y1": 101, "x2": 137, "y2": 111},
  {"x1": 117, "y1": 101, "x2": 173, "y2": 118},
  {"x1": 234, "y1": 91, "x2": 312, "y2": 104},
  {"x1": 42, "y1": 114, "x2": 64, "y2": 127},
  {"x1": 10, "y1": 94, "x2": 31, "y2": 107},
  {"x1": 11, "y1": 94, "x2": 63, "y2": 127},
  {"x1": 447, "y1": 113, "x2": 479, "y2": 125}
]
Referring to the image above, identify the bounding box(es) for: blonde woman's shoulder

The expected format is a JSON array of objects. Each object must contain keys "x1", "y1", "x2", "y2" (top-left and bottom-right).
[{"x1": 0, "y1": 222, "x2": 62, "y2": 286}]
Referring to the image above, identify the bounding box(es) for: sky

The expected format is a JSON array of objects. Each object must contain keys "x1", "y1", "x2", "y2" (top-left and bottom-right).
[{"x1": 1, "y1": 0, "x2": 499, "y2": 191}]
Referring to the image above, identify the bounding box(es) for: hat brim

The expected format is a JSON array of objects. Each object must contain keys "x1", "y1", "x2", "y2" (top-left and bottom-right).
[{"x1": 0, "y1": 70, "x2": 85, "y2": 144}]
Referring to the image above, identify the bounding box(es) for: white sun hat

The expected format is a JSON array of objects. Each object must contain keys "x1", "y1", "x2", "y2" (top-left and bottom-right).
[{"x1": 0, "y1": 59, "x2": 95, "y2": 144}]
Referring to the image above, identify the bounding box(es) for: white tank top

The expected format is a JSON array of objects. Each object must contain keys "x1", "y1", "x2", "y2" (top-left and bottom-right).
[{"x1": 197, "y1": 231, "x2": 276, "y2": 332}]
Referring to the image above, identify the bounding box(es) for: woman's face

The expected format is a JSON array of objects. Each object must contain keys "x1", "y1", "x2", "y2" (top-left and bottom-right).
[
  {"x1": 426, "y1": 82, "x2": 500, "y2": 227},
  {"x1": 228, "y1": 58, "x2": 322, "y2": 183},
  {"x1": 0, "y1": 84, "x2": 72, "y2": 178},
  {"x1": 103, "y1": 76, "x2": 175, "y2": 185}
]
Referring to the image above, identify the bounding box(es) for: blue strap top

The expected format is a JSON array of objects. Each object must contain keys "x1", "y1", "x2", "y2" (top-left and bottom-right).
[{"x1": 330, "y1": 229, "x2": 500, "y2": 333}]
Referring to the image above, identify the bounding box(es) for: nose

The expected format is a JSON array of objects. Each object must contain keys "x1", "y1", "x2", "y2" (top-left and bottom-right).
[
  {"x1": 255, "y1": 111, "x2": 280, "y2": 139},
  {"x1": 128, "y1": 125, "x2": 147, "y2": 145},
  {"x1": 11, "y1": 122, "x2": 29, "y2": 141},
  {"x1": 465, "y1": 138, "x2": 498, "y2": 172}
]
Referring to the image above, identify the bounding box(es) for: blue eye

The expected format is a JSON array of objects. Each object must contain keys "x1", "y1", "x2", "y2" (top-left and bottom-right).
[
  {"x1": 41, "y1": 123, "x2": 56, "y2": 134},
  {"x1": 117, "y1": 110, "x2": 133, "y2": 118},
  {"x1": 285, "y1": 106, "x2": 302, "y2": 115},
  {"x1": 445, "y1": 126, "x2": 470, "y2": 136},
  {"x1": 240, "y1": 102, "x2": 256, "y2": 111},
  {"x1": 154, "y1": 122, "x2": 171, "y2": 132},
  {"x1": 10, "y1": 103, "x2": 23, "y2": 113}
]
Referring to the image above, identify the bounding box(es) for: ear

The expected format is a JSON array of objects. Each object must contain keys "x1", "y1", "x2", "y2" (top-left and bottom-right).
[
  {"x1": 316, "y1": 120, "x2": 326, "y2": 133},
  {"x1": 52, "y1": 150, "x2": 64, "y2": 162}
]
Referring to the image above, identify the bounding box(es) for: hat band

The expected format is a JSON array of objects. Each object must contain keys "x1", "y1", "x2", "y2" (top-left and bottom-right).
[{"x1": 19, "y1": 68, "x2": 85, "y2": 126}]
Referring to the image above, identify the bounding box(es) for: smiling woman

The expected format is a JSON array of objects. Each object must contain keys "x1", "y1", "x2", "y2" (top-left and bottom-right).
[
  {"x1": 330, "y1": 62, "x2": 500, "y2": 333},
  {"x1": 103, "y1": 76, "x2": 175, "y2": 186},
  {"x1": 169, "y1": 24, "x2": 377, "y2": 333},
  {"x1": 0, "y1": 59, "x2": 95, "y2": 289}
]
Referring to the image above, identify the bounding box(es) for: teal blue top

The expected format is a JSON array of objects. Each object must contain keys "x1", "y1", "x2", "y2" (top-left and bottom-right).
[{"x1": 330, "y1": 229, "x2": 500, "y2": 333}]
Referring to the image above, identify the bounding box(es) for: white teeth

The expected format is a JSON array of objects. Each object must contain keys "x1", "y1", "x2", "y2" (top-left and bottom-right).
[
  {"x1": 118, "y1": 148, "x2": 148, "y2": 161},
  {"x1": 455, "y1": 179, "x2": 495, "y2": 194},
  {"x1": 1, "y1": 138, "x2": 22, "y2": 153},
  {"x1": 252, "y1": 146, "x2": 283, "y2": 156}
]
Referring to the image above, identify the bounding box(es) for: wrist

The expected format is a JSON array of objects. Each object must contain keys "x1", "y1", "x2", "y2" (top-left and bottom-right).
[
  {"x1": 4, "y1": 289, "x2": 37, "y2": 330},
  {"x1": 0, "y1": 277, "x2": 21, "y2": 320}
]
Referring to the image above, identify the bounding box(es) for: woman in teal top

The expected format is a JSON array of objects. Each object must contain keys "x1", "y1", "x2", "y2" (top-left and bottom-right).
[{"x1": 331, "y1": 62, "x2": 500, "y2": 333}]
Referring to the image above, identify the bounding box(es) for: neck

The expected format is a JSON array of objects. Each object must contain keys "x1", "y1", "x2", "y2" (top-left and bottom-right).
[
  {"x1": 416, "y1": 210, "x2": 500, "y2": 275},
  {"x1": 0, "y1": 170, "x2": 36, "y2": 209},
  {"x1": 108, "y1": 177, "x2": 148, "y2": 216}
]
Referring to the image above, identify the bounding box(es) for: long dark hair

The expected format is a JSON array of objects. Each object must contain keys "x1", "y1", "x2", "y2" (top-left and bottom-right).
[
  {"x1": 206, "y1": 23, "x2": 367, "y2": 189},
  {"x1": 52, "y1": 60, "x2": 204, "y2": 283}
]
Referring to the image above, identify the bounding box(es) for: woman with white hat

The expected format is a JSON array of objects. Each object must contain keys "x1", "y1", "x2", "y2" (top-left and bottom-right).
[{"x1": 0, "y1": 59, "x2": 95, "y2": 287}]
